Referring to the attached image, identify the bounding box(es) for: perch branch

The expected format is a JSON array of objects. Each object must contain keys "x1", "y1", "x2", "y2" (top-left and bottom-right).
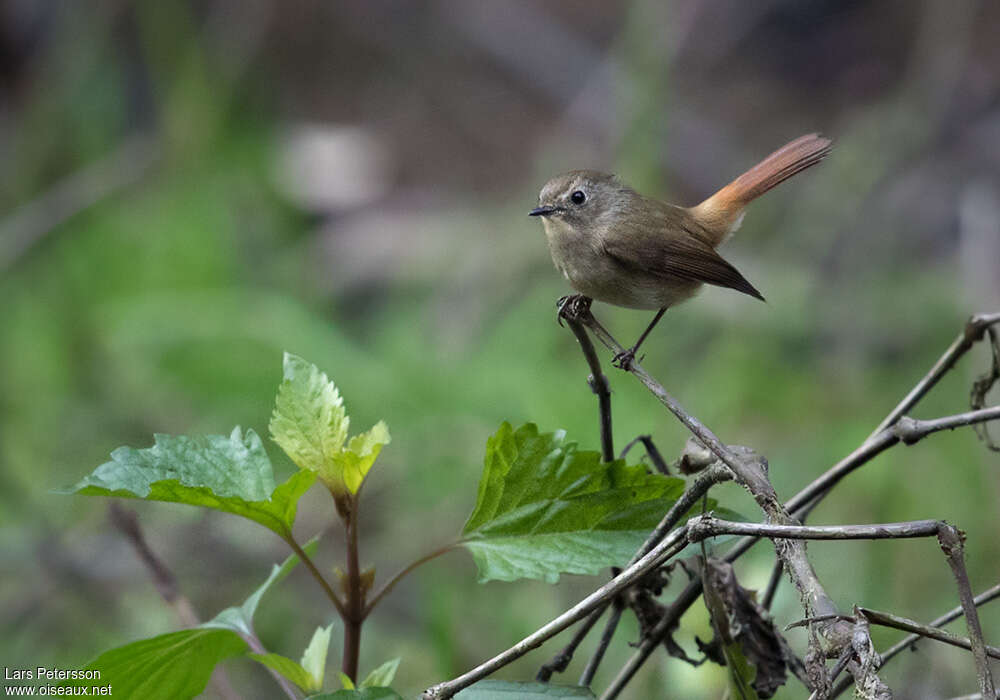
[{"x1": 562, "y1": 311, "x2": 614, "y2": 462}]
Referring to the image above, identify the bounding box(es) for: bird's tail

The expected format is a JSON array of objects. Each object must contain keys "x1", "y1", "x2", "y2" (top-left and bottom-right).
[{"x1": 692, "y1": 133, "x2": 832, "y2": 244}]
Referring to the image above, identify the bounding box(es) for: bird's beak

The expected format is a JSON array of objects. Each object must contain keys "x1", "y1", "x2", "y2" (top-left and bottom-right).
[{"x1": 529, "y1": 204, "x2": 558, "y2": 217}]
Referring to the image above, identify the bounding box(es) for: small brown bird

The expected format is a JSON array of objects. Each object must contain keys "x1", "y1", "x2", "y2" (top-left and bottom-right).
[{"x1": 530, "y1": 133, "x2": 832, "y2": 368}]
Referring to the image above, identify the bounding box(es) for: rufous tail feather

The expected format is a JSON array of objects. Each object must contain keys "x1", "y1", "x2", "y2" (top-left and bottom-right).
[{"x1": 692, "y1": 133, "x2": 832, "y2": 245}]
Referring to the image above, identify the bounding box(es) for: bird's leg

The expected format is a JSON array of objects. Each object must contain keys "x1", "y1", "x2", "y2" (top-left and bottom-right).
[
  {"x1": 556, "y1": 294, "x2": 592, "y2": 326},
  {"x1": 613, "y1": 307, "x2": 667, "y2": 370}
]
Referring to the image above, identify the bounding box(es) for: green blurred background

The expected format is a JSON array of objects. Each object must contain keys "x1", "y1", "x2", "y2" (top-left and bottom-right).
[{"x1": 2, "y1": 1, "x2": 999, "y2": 697}]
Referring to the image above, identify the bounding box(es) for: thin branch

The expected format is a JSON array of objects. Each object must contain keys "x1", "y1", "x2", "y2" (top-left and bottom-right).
[
  {"x1": 364, "y1": 542, "x2": 458, "y2": 619},
  {"x1": 283, "y1": 535, "x2": 347, "y2": 619},
  {"x1": 938, "y1": 526, "x2": 997, "y2": 696},
  {"x1": 108, "y1": 504, "x2": 199, "y2": 628},
  {"x1": 807, "y1": 648, "x2": 853, "y2": 700},
  {"x1": 831, "y1": 583, "x2": 1000, "y2": 698},
  {"x1": 108, "y1": 504, "x2": 244, "y2": 700},
  {"x1": 885, "y1": 583, "x2": 1000, "y2": 665},
  {"x1": 719, "y1": 403, "x2": 1000, "y2": 566},
  {"x1": 895, "y1": 407, "x2": 1000, "y2": 444},
  {"x1": 579, "y1": 596, "x2": 624, "y2": 686},
  {"x1": 688, "y1": 516, "x2": 944, "y2": 541},
  {"x1": 869, "y1": 312, "x2": 1000, "y2": 438},
  {"x1": 858, "y1": 608, "x2": 1000, "y2": 660},
  {"x1": 421, "y1": 527, "x2": 690, "y2": 699},
  {"x1": 536, "y1": 605, "x2": 606, "y2": 682},
  {"x1": 562, "y1": 309, "x2": 614, "y2": 462},
  {"x1": 761, "y1": 558, "x2": 784, "y2": 611},
  {"x1": 599, "y1": 311, "x2": 1000, "y2": 697},
  {"x1": 577, "y1": 309, "x2": 856, "y2": 685},
  {"x1": 599, "y1": 577, "x2": 704, "y2": 700}
]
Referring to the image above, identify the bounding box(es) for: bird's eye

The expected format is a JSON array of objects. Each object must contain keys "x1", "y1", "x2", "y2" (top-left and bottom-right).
[{"x1": 571, "y1": 190, "x2": 586, "y2": 205}]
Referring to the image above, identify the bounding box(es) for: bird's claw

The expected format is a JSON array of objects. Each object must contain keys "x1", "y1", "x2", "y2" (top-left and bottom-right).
[
  {"x1": 556, "y1": 295, "x2": 592, "y2": 326},
  {"x1": 612, "y1": 348, "x2": 641, "y2": 370}
]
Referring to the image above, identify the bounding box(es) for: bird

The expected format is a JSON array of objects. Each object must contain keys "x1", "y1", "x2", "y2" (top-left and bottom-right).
[{"x1": 530, "y1": 133, "x2": 832, "y2": 368}]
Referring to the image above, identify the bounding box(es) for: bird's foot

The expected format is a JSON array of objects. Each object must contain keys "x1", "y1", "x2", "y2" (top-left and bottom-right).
[
  {"x1": 612, "y1": 347, "x2": 643, "y2": 371},
  {"x1": 556, "y1": 295, "x2": 592, "y2": 326}
]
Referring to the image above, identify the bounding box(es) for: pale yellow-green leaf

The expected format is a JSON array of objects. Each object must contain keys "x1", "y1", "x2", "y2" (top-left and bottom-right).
[
  {"x1": 360, "y1": 658, "x2": 400, "y2": 689},
  {"x1": 270, "y1": 353, "x2": 349, "y2": 475},
  {"x1": 300, "y1": 623, "x2": 333, "y2": 692},
  {"x1": 338, "y1": 672, "x2": 356, "y2": 690},
  {"x1": 338, "y1": 421, "x2": 390, "y2": 493}
]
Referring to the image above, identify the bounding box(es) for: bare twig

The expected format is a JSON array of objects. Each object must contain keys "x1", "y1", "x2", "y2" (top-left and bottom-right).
[
  {"x1": 561, "y1": 304, "x2": 614, "y2": 463},
  {"x1": 885, "y1": 583, "x2": 1000, "y2": 666},
  {"x1": 869, "y1": 312, "x2": 1000, "y2": 438},
  {"x1": 761, "y1": 558, "x2": 785, "y2": 611},
  {"x1": 688, "y1": 516, "x2": 944, "y2": 542},
  {"x1": 579, "y1": 595, "x2": 624, "y2": 686},
  {"x1": 108, "y1": 504, "x2": 199, "y2": 628},
  {"x1": 831, "y1": 584, "x2": 1000, "y2": 698},
  {"x1": 535, "y1": 605, "x2": 606, "y2": 682},
  {"x1": 108, "y1": 504, "x2": 245, "y2": 700},
  {"x1": 364, "y1": 542, "x2": 458, "y2": 619},
  {"x1": 937, "y1": 526, "x2": 997, "y2": 696},
  {"x1": 858, "y1": 608, "x2": 1000, "y2": 661},
  {"x1": 421, "y1": 527, "x2": 690, "y2": 699},
  {"x1": 576, "y1": 309, "x2": 857, "y2": 687},
  {"x1": 599, "y1": 578, "x2": 704, "y2": 700},
  {"x1": 617, "y1": 435, "x2": 670, "y2": 474}
]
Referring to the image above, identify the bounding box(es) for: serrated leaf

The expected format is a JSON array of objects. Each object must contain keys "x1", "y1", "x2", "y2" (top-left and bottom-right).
[
  {"x1": 270, "y1": 353, "x2": 350, "y2": 475},
  {"x1": 62, "y1": 629, "x2": 246, "y2": 699},
  {"x1": 360, "y1": 657, "x2": 400, "y2": 688},
  {"x1": 340, "y1": 421, "x2": 390, "y2": 493},
  {"x1": 461, "y1": 423, "x2": 697, "y2": 583},
  {"x1": 250, "y1": 653, "x2": 316, "y2": 692},
  {"x1": 301, "y1": 624, "x2": 333, "y2": 690},
  {"x1": 204, "y1": 537, "x2": 319, "y2": 638},
  {"x1": 455, "y1": 680, "x2": 595, "y2": 698},
  {"x1": 270, "y1": 353, "x2": 389, "y2": 494},
  {"x1": 308, "y1": 689, "x2": 402, "y2": 700},
  {"x1": 64, "y1": 427, "x2": 316, "y2": 536}
]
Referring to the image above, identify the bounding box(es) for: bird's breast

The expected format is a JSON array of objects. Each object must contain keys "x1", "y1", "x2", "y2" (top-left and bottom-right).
[{"x1": 541, "y1": 219, "x2": 697, "y2": 310}]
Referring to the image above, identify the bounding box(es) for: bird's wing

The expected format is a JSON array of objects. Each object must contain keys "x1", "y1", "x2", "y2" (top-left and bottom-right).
[{"x1": 600, "y1": 222, "x2": 765, "y2": 301}]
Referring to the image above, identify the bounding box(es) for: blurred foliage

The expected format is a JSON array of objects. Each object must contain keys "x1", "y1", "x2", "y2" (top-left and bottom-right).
[{"x1": 2, "y1": 0, "x2": 999, "y2": 698}]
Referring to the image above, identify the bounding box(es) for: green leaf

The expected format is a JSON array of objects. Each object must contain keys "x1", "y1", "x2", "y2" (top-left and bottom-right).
[
  {"x1": 360, "y1": 657, "x2": 400, "y2": 688},
  {"x1": 340, "y1": 421, "x2": 390, "y2": 493},
  {"x1": 308, "y1": 690, "x2": 403, "y2": 700},
  {"x1": 338, "y1": 672, "x2": 356, "y2": 690},
  {"x1": 270, "y1": 353, "x2": 390, "y2": 494},
  {"x1": 455, "y1": 680, "x2": 596, "y2": 698},
  {"x1": 63, "y1": 628, "x2": 247, "y2": 699},
  {"x1": 270, "y1": 353, "x2": 350, "y2": 476},
  {"x1": 720, "y1": 643, "x2": 761, "y2": 700},
  {"x1": 301, "y1": 624, "x2": 333, "y2": 691},
  {"x1": 461, "y1": 423, "x2": 694, "y2": 583},
  {"x1": 249, "y1": 653, "x2": 316, "y2": 692},
  {"x1": 64, "y1": 427, "x2": 316, "y2": 536},
  {"x1": 204, "y1": 537, "x2": 319, "y2": 638}
]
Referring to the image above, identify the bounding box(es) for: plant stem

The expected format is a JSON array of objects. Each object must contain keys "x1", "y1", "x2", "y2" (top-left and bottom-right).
[
  {"x1": 341, "y1": 493, "x2": 363, "y2": 683},
  {"x1": 364, "y1": 542, "x2": 458, "y2": 619},
  {"x1": 283, "y1": 534, "x2": 347, "y2": 619}
]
